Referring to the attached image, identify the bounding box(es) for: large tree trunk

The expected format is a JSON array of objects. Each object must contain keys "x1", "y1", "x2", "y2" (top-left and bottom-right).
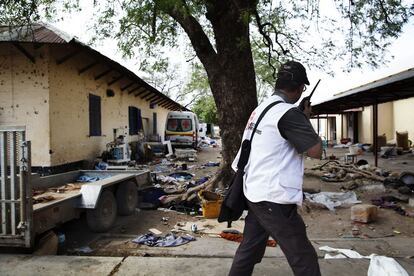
[
  {"x1": 205, "y1": 2, "x2": 258, "y2": 187},
  {"x1": 167, "y1": 1, "x2": 258, "y2": 187}
]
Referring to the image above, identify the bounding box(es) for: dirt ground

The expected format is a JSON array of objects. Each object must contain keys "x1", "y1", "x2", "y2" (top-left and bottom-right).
[{"x1": 60, "y1": 143, "x2": 414, "y2": 256}]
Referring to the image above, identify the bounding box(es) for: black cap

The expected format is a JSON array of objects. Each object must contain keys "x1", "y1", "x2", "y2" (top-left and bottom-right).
[{"x1": 277, "y1": 61, "x2": 310, "y2": 85}]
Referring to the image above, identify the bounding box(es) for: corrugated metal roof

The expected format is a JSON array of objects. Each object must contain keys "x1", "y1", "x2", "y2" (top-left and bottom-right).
[
  {"x1": 0, "y1": 23, "x2": 71, "y2": 43},
  {"x1": 0, "y1": 23, "x2": 187, "y2": 111},
  {"x1": 312, "y1": 68, "x2": 414, "y2": 114}
]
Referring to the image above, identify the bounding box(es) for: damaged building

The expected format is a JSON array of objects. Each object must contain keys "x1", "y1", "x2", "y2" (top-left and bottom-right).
[{"x1": 0, "y1": 23, "x2": 186, "y2": 172}]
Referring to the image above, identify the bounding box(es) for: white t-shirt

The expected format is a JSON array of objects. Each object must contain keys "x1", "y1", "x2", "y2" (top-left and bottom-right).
[{"x1": 232, "y1": 95, "x2": 305, "y2": 205}]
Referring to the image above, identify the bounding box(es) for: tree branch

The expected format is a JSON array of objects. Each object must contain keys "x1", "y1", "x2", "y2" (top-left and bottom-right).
[{"x1": 163, "y1": 1, "x2": 218, "y2": 71}]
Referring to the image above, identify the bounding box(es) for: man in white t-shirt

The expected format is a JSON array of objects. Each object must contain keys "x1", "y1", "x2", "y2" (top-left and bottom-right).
[{"x1": 228, "y1": 61, "x2": 322, "y2": 276}]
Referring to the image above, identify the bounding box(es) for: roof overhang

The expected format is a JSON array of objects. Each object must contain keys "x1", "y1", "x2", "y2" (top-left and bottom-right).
[{"x1": 312, "y1": 68, "x2": 414, "y2": 115}]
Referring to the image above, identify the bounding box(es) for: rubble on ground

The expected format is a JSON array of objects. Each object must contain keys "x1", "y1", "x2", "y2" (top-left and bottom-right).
[{"x1": 306, "y1": 160, "x2": 414, "y2": 196}]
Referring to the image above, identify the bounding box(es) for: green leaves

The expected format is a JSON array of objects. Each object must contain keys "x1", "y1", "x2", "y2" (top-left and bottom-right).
[{"x1": 192, "y1": 95, "x2": 218, "y2": 124}]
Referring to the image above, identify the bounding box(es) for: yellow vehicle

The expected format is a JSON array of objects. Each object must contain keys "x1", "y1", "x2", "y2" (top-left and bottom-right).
[{"x1": 165, "y1": 111, "x2": 200, "y2": 149}]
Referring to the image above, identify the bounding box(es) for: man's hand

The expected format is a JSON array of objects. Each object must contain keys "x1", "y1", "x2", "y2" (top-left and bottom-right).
[{"x1": 302, "y1": 99, "x2": 312, "y2": 119}]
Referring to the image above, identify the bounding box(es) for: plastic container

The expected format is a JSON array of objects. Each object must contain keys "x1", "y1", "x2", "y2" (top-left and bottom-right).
[
  {"x1": 198, "y1": 190, "x2": 223, "y2": 219},
  {"x1": 349, "y1": 145, "x2": 359, "y2": 155}
]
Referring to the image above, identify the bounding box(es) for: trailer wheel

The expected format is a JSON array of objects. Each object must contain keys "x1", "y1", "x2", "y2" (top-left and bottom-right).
[
  {"x1": 86, "y1": 190, "x2": 117, "y2": 232},
  {"x1": 116, "y1": 181, "x2": 138, "y2": 215}
]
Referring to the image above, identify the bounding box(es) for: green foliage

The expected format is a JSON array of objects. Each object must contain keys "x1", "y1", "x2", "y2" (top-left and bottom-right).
[
  {"x1": 1, "y1": 0, "x2": 413, "y2": 98},
  {"x1": 192, "y1": 95, "x2": 218, "y2": 124}
]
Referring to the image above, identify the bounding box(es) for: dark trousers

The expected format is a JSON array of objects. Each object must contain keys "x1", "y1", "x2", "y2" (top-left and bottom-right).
[{"x1": 229, "y1": 200, "x2": 321, "y2": 276}]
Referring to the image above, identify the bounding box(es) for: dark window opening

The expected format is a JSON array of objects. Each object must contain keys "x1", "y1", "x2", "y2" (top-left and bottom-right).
[
  {"x1": 153, "y1": 112, "x2": 157, "y2": 135},
  {"x1": 89, "y1": 94, "x2": 101, "y2": 136},
  {"x1": 129, "y1": 106, "x2": 142, "y2": 135}
]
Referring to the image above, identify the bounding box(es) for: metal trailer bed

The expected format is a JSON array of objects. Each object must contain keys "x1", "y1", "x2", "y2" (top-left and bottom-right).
[{"x1": 0, "y1": 126, "x2": 151, "y2": 248}]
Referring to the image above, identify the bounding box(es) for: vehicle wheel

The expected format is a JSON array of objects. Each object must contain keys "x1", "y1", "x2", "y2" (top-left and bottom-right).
[
  {"x1": 116, "y1": 181, "x2": 138, "y2": 216},
  {"x1": 86, "y1": 190, "x2": 117, "y2": 232}
]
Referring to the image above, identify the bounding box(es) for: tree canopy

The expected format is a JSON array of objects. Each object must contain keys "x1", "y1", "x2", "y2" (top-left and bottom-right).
[{"x1": 1, "y1": 0, "x2": 413, "y2": 185}]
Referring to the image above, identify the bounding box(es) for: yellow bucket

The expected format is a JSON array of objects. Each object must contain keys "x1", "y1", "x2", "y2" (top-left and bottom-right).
[{"x1": 198, "y1": 190, "x2": 223, "y2": 219}]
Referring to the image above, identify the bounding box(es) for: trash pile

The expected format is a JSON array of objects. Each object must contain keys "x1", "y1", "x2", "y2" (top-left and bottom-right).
[{"x1": 139, "y1": 158, "x2": 223, "y2": 217}]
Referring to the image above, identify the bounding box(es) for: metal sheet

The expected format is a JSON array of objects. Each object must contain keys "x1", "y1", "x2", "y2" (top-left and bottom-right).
[
  {"x1": 0, "y1": 132, "x2": 7, "y2": 234},
  {"x1": 77, "y1": 184, "x2": 103, "y2": 209}
]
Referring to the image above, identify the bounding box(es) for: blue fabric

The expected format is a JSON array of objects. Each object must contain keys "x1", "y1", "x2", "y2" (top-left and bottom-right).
[
  {"x1": 95, "y1": 161, "x2": 108, "y2": 170},
  {"x1": 77, "y1": 175, "x2": 100, "y2": 182},
  {"x1": 132, "y1": 233, "x2": 195, "y2": 247}
]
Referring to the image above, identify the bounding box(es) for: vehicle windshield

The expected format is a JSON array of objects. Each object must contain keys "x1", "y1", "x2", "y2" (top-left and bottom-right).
[{"x1": 167, "y1": 119, "x2": 192, "y2": 132}]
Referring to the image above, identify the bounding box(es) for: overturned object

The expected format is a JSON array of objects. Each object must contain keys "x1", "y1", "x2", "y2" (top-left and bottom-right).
[
  {"x1": 351, "y1": 204, "x2": 378, "y2": 223},
  {"x1": 305, "y1": 191, "x2": 361, "y2": 211},
  {"x1": 198, "y1": 190, "x2": 223, "y2": 219}
]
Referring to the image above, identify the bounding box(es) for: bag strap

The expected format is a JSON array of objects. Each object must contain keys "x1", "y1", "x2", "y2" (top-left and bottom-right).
[
  {"x1": 250, "y1": 100, "x2": 283, "y2": 141},
  {"x1": 237, "y1": 100, "x2": 283, "y2": 170}
]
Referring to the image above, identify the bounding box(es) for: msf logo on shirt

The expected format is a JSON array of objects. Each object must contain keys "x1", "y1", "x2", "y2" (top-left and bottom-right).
[{"x1": 245, "y1": 111, "x2": 262, "y2": 135}]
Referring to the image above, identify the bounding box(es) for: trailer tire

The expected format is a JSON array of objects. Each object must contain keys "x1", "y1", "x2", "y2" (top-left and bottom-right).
[
  {"x1": 86, "y1": 190, "x2": 117, "y2": 232},
  {"x1": 116, "y1": 181, "x2": 138, "y2": 215}
]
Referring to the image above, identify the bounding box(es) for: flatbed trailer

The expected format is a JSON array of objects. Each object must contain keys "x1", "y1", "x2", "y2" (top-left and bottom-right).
[{"x1": 0, "y1": 126, "x2": 151, "y2": 248}]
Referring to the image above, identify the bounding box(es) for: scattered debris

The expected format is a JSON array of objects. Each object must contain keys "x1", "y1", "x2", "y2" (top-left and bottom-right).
[
  {"x1": 307, "y1": 161, "x2": 387, "y2": 185},
  {"x1": 175, "y1": 148, "x2": 197, "y2": 161},
  {"x1": 173, "y1": 219, "x2": 244, "y2": 235},
  {"x1": 132, "y1": 233, "x2": 196, "y2": 247},
  {"x1": 149, "y1": 228, "x2": 163, "y2": 235},
  {"x1": 219, "y1": 231, "x2": 277, "y2": 247},
  {"x1": 304, "y1": 191, "x2": 361, "y2": 211},
  {"x1": 169, "y1": 172, "x2": 194, "y2": 181},
  {"x1": 371, "y1": 197, "x2": 414, "y2": 217},
  {"x1": 351, "y1": 204, "x2": 378, "y2": 223},
  {"x1": 33, "y1": 195, "x2": 57, "y2": 204},
  {"x1": 319, "y1": 246, "x2": 409, "y2": 276},
  {"x1": 203, "y1": 161, "x2": 220, "y2": 167},
  {"x1": 72, "y1": 246, "x2": 94, "y2": 254}
]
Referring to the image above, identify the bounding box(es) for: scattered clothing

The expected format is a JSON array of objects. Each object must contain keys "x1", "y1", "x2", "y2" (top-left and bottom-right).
[
  {"x1": 132, "y1": 233, "x2": 195, "y2": 247},
  {"x1": 169, "y1": 172, "x2": 194, "y2": 181},
  {"x1": 77, "y1": 175, "x2": 101, "y2": 182},
  {"x1": 95, "y1": 161, "x2": 108, "y2": 170}
]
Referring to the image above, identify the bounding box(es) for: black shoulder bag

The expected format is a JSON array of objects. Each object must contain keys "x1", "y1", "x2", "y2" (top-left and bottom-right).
[{"x1": 218, "y1": 100, "x2": 283, "y2": 227}]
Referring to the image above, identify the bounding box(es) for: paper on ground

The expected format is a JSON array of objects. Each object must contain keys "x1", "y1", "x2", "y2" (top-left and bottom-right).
[{"x1": 319, "y1": 246, "x2": 409, "y2": 276}]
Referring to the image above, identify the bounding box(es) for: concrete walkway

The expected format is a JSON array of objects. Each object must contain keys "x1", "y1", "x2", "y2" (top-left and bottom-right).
[
  {"x1": 0, "y1": 255, "x2": 413, "y2": 276},
  {"x1": 1, "y1": 238, "x2": 413, "y2": 275}
]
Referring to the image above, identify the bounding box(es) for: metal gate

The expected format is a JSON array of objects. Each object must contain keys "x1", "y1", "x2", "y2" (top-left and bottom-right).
[{"x1": 0, "y1": 126, "x2": 32, "y2": 248}]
